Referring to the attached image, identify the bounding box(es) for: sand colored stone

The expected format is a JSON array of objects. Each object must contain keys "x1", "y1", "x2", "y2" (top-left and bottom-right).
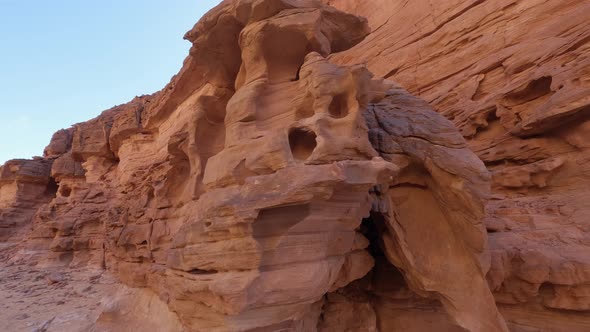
[
  {"x1": 1, "y1": 0, "x2": 588, "y2": 331},
  {"x1": 325, "y1": 0, "x2": 590, "y2": 330}
]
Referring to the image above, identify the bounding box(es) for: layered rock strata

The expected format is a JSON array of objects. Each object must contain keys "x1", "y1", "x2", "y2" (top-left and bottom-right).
[
  {"x1": 0, "y1": 158, "x2": 54, "y2": 243},
  {"x1": 325, "y1": 0, "x2": 590, "y2": 331},
  {"x1": 4, "y1": 0, "x2": 588, "y2": 331}
]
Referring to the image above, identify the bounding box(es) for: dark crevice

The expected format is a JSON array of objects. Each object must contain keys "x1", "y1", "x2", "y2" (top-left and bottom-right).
[
  {"x1": 289, "y1": 127, "x2": 317, "y2": 161},
  {"x1": 486, "y1": 108, "x2": 500, "y2": 123},
  {"x1": 188, "y1": 268, "x2": 219, "y2": 275},
  {"x1": 101, "y1": 243, "x2": 106, "y2": 270},
  {"x1": 359, "y1": 213, "x2": 388, "y2": 259},
  {"x1": 391, "y1": 182, "x2": 428, "y2": 190},
  {"x1": 328, "y1": 93, "x2": 349, "y2": 118},
  {"x1": 483, "y1": 158, "x2": 534, "y2": 168},
  {"x1": 503, "y1": 76, "x2": 553, "y2": 107},
  {"x1": 359, "y1": 211, "x2": 409, "y2": 297},
  {"x1": 383, "y1": 67, "x2": 400, "y2": 79},
  {"x1": 293, "y1": 65, "x2": 302, "y2": 81},
  {"x1": 45, "y1": 177, "x2": 59, "y2": 197},
  {"x1": 60, "y1": 185, "x2": 72, "y2": 198},
  {"x1": 471, "y1": 107, "x2": 500, "y2": 138},
  {"x1": 560, "y1": 34, "x2": 590, "y2": 56}
]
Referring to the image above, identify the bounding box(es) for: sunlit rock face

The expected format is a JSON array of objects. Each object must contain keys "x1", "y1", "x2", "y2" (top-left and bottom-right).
[
  {"x1": 8, "y1": 0, "x2": 590, "y2": 331},
  {"x1": 0, "y1": 158, "x2": 54, "y2": 245},
  {"x1": 324, "y1": 0, "x2": 590, "y2": 331}
]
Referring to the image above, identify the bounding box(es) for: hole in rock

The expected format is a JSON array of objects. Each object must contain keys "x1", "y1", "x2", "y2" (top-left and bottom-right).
[
  {"x1": 328, "y1": 93, "x2": 349, "y2": 118},
  {"x1": 288, "y1": 128, "x2": 317, "y2": 161},
  {"x1": 59, "y1": 184, "x2": 72, "y2": 198},
  {"x1": 486, "y1": 108, "x2": 500, "y2": 123},
  {"x1": 188, "y1": 268, "x2": 218, "y2": 275},
  {"x1": 327, "y1": 202, "x2": 459, "y2": 330},
  {"x1": 357, "y1": 212, "x2": 410, "y2": 293},
  {"x1": 360, "y1": 212, "x2": 388, "y2": 259},
  {"x1": 45, "y1": 177, "x2": 59, "y2": 197},
  {"x1": 503, "y1": 76, "x2": 553, "y2": 106},
  {"x1": 538, "y1": 282, "x2": 555, "y2": 297}
]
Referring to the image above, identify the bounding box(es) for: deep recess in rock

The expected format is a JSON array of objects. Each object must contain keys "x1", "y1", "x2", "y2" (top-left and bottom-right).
[
  {"x1": 359, "y1": 213, "x2": 387, "y2": 259},
  {"x1": 360, "y1": 211, "x2": 415, "y2": 296},
  {"x1": 289, "y1": 127, "x2": 318, "y2": 161},
  {"x1": 328, "y1": 93, "x2": 349, "y2": 118},
  {"x1": 46, "y1": 177, "x2": 59, "y2": 197}
]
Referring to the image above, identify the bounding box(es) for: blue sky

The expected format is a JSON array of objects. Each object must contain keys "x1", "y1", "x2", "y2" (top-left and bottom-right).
[{"x1": 0, "y1": 0, "x2": 221, "y2": 164}]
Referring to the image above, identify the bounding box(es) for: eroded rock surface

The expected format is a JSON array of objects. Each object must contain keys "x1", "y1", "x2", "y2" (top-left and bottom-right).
[
  {"x1": 0, "y1": 158, "x2": 54, "y2": 244},
  {"x1": 2, "y1": 0, "x2": 587, "y2": 331},
  {"x1": 325, "y1": 0, "x2": 590, "y2": 331}
]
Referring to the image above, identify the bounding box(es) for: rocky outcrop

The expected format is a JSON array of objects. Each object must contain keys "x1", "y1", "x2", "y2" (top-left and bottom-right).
[
  {"x1": 326, "y1": 0, "x2": 590, "y2": 331},
  {"x1": 2, "y1": 0, "x2": 588, "y2": 331},
  {"x1": 0, "y1": 158, "x2": 54, "y2": 244}
]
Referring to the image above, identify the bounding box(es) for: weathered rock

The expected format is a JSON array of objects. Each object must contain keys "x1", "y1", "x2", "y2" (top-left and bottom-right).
[
  {"x1": 44, "y1": 129, "x2": 73, "y2": 159},
  {"x1": 46, "y1": 271, "x2": 66, "y2": 285},
  {"x1": 326, "y1": 0, "x2": 590, "y2": 330},
  {"x1": 1, "y1": 0, "x2": 505, "y2": 330},
  {"x1": 0, "y1": 158, "x2": 54, "y2": 242},
  {"x1": 5, "y1": 0, "x2": 588, "y2": 331}
]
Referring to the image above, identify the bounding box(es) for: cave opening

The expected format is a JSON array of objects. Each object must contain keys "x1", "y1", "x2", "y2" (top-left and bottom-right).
[
  {"x1": 360, "y1": 212, "x2": 408, "y2": 288},
  {"x1": 318, "y1": 210, "x2": 412, "y2": 330},
  {"x1": 45, "y1": 177, "x2": 59, "y2": 197},
  {"x1": 288, "y1": 127, "x2": 317, "y2": 161},
  {"x1": 328, "y1": 93, "x2": 349, "y2": 118},
  {"x1": 359, "y1": 212, "x2": 388, "y2": 259}
]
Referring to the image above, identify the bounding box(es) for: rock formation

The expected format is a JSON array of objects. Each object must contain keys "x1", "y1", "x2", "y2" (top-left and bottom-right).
[
  {"x1": 0, "y1": 158, "x2": 54, "y2": 243},
  {"x1": 1, "y1": 0, "x2": 588, "y2": 331},
  {"x1": 324, "y1": 0, "x2": 590, "y2": 331}
]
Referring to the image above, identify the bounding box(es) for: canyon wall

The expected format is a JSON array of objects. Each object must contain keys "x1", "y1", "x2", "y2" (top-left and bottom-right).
[
  {"x1": 0, "y1": 0, "x2": 589, "y2": 331},
  {"x1": 325, "y1": 0, "x2": 590, "y2": 331}
]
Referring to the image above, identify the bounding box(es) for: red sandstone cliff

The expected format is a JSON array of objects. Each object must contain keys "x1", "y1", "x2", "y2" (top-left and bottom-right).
[
  {"x1": 0, "y1": 0, "x2": 588, "y2": 331},
  {"x1": 326, "y1": 0, "x2": 590, "y2": 330}
]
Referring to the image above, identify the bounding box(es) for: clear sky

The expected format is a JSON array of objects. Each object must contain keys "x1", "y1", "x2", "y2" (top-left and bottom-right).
[{"x1": 0, "y1": 0, "x2": 221, "y2": 165}]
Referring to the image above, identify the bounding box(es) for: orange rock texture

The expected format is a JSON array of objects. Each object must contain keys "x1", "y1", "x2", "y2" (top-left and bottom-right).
[
  {"x1": 325, "y1": 0, "x2": 590, "y2": 331},
  {"x1": 0, "y1": 0, "x2": 588, "y2": 331}
]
